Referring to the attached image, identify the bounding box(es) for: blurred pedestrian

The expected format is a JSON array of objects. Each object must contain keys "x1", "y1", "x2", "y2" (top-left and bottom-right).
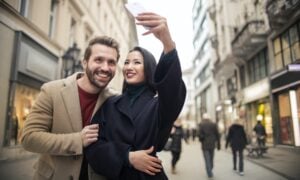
[
  {"x1": 170, "y1": 119, "x2": 188, "y2": 174},
  {"x1": 198, "y1": 113, "x2": 220, "y2": 178},
  {"x1": 226, "y1": 119, "x2": 248, "y2": 176},
  {"x1": 185, "y1": 127, "x2": 191, "y2": 143},
  {"x1": 253, "y1": 119, "x2": 266, "y2": 147}
]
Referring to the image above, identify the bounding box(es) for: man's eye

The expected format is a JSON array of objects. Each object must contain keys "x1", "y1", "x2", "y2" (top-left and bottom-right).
[{"x1": 109, "y1": 61, "x2": 116, "y2": 66}]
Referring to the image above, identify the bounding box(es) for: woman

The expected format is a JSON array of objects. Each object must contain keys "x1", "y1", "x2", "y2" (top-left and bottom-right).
[
  {"x1": 85, "y1": 12, "x2": 186, "y2": 180},
  {"x1": 169, "y1": 119, "x2": 188, "y2": 174},
  {"x1": 225, "y1": 119, "x2": 248, "y2": 176}
]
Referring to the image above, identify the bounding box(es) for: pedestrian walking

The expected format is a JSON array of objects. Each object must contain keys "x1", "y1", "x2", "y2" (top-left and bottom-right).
[
  {"x1": 170, "y1": 119, "x2": 188, "y2": 174},
  {"x1": 21, "y1": 36, "x2": 120, "y2": 180},
  {"x1": 198, "y1": 113, "x2": 220, "y2": 178},
  {"x1": 226, "y1": 119, "x2": 248, "y2": 176}
]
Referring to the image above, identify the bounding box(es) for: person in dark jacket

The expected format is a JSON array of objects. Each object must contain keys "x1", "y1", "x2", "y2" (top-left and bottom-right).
[
  {"x1": 198, "y1": 113, "x2": 220, "y2": 178},
  {"x1": 85, "y1": 12, "x2": 186, "y2": 180},
  {"x1": 253, "y1": 119, "x2": 267, "y2": 147},
  {"x1": 169, "y1": 119, "x2": 188, "y2": 174},
  {"x1": 226, "y1": 119, "x2": 248, "y2": 176}
]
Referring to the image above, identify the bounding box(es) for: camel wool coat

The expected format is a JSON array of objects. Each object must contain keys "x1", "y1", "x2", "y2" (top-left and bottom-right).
[{"x1": 21, "y1": 73, "x2": 116, "y2": 180}]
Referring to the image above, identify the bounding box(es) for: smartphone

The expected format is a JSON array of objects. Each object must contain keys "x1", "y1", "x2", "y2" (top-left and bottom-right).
[
  {"x1": 125, "y1": 2, "x2": 147, "y2": 17},
  {"x1": 125, "y1": 2, "x2": 150, "y2": 29}
]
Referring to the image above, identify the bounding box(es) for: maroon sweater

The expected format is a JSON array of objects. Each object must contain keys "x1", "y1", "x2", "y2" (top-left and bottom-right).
[{"x1": 78, "y1": 86, "x2": 99, "y2": 127}]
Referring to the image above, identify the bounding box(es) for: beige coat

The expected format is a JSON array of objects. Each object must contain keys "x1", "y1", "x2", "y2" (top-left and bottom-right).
[{"x1": 21, "y1": 73, "x2": 116, "y2": 180}]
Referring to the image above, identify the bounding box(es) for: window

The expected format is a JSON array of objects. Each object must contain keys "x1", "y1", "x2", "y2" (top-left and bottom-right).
[
  {"x1": 274, "y1": 38, "x2": 283, "y2": 71},
  {"x1": 218, "y1": 84, "x2": 224, "y2": 100},
  {"x1": 5, "y1": 84, "x2": 39, "y2": 146},
  {"x1": 240, "y1": 65, "x2": 245, "y2": 88},
  {"x1": 248, "y1": 60, "x2": 255, "y2": 84},
  {"x1": 247, "y1": 48, "x2": 269, "y2": 85},
  {"x1": 272, "y1": 21, "x2": 300, "y2": 72},
  {"x1": 290, "y1": 24, "x2": 300, "y2": 61},
  {"x1": 69, "y1": 18, "x2": 77, "y2": 46},
  {"x1": 282, "y1": 31, "x2": 292, "y2": 65},
  {"x1": 199, "y1": 64, "x2": 209, "y2": 83},
  {"x1": 20, "y1": 0, "x2": 30, "y2": 17},
  {"x1": 49, "y1": 0, "x2": 58, "y2": 38}
]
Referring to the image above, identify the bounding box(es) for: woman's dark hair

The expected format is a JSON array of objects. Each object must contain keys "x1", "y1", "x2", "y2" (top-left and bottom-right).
[{"x1": 122, "y1": 46, "x2": 157, "y2": 93}]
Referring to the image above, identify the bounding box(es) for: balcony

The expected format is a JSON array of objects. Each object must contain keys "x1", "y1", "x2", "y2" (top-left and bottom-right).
[
  {"x1": 231, "y1": 20, "x2": 267, "y2": 59},
  {"x1": 266, "y1": 0, "x2": 300, "y2": 29}
]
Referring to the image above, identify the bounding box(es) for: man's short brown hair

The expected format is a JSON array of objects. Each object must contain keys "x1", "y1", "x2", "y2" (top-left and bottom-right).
[{"x1": 83, "y1": 36, "x2": 120, "y2": 61}]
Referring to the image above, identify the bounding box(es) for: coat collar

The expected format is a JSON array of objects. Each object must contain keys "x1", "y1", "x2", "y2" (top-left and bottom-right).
[
  {"x1": 61, "y1": 73, "x2": 118, "y2": 131},
  {"x1": 114, "y1": 89, "x2": 155, "y2": 124}
]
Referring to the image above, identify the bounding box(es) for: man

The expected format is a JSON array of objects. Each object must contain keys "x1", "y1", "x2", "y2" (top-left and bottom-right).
[
  {"x1": 253, "y1": 119, "x2": 266, "y2": 147},
  {"x1": 225, "y1": 119, "x2": 248, "y2": 176},
  {"x1": 21, "y1": 36, "x2": 120, "y2": 180},
  {"x1": 198, "y1": 113, "x2": 220, "y2": 178}
]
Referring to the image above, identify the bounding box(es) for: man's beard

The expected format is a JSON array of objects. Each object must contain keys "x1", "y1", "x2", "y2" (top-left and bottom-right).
[{"x1": 86, "y1": 66, "x2": 110, "y2": 89}]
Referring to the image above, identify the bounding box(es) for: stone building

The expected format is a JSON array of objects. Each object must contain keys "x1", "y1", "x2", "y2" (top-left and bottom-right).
[{"x1": 0, "y1": 0, "x2": 138, "y2": 160}]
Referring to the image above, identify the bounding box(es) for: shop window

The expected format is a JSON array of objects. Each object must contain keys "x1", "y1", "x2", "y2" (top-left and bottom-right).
[
  {"x1": 278, "y1": 93, "x2": 294, "y2": 145},
  {"x1": 297, "y1": 88, "x2": 300, "y2": 122},
  {"x1": 6, "y1": 84, "x2": 39, "y2": 146},
  {"x1": 257, "y1": 103, "x2": 273, "y2": 144}
]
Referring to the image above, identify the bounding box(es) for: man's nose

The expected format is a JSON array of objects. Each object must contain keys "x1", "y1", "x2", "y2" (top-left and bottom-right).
[{"x1": 100, "y1": 61, "x2": 109, "y2": 71}]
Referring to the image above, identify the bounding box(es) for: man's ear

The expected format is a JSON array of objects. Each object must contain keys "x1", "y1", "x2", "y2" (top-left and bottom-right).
[{"x1": 82, "y1": 59, "x2": 87, "y2": 69}]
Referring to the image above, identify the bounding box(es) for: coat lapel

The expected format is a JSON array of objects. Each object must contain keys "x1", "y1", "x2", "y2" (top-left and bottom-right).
[
  {"x1": 115, "y1": 94, "x2": 132, "y2": 121},
  {"x1": 61, "y1": 73, "x2": 82, "y2": 131},
  {"x1": 60, "y1": 73, "x2": 118, "y2": 131},
  {"x1": 92, "y1": 88, "x2": 117, "y2": 117}
]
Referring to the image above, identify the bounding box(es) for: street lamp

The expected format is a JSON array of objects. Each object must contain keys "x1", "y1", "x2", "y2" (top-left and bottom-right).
[{"x1": 62, "y1": 43, "x2": 82, "y2": 78}]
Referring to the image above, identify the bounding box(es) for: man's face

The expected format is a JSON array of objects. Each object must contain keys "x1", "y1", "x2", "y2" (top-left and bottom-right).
[{"x1": 82, "y1": 44, "x2": 118, "y2": 90}]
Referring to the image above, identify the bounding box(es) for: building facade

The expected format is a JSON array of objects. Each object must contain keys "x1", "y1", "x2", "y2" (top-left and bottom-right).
[
  {"x1": 181, "y1": 67, "x2": 197, "y2": 133},
  {"x1": 0, "y1": 0, "x2": 138, "y2": 160},
  {"x1": 266, "y1": 0, "x2": 300, "y2": 147},
  {"x1": 192, "y1": 0, "x2": 300, "y2": 147},
  {"x1": 191, "y1": 0, "x2": 219, "y2": 124}
]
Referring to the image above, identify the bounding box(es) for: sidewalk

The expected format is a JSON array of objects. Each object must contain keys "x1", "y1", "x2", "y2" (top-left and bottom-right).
[
  {"x1": 159, "y1": 141, "x2": 286, "y2": 180},
  {"x1": 0, "y1": 142, "x2": 299, "y2": 180},
  {"x1": 244, "y1": 145, "x2": 300, "y2": 180}
]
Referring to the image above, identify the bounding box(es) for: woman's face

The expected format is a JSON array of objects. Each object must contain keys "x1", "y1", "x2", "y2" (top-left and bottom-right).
[{"x1": 123, "y1": 50, "x2": 145, "y2": 85}]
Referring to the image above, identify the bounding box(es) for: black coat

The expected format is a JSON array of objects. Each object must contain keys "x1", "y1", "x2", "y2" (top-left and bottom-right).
[
  {"x1": 170, "y1": 125, "x2": 186, "y2": 153},
  {"x1": 198, "y1": 119, "x2": 220, "y2": 150},
  {"x1": 253, "y1": 122, "x2": 266, "y2": 136},
  {"x1": 226, "y1": 124, "x2": 248, "y2": 150},
  {"x1": 85, "y1": 49, "x2": 186, "y2": 180}
]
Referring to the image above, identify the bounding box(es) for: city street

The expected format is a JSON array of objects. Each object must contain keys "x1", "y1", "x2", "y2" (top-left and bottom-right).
[
  {"x1": 157, "y1": 141, "x2": 287, "y2": 180},
  {"x1": 0, "y1": 141, "x2": 288, "y2": 180}
]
